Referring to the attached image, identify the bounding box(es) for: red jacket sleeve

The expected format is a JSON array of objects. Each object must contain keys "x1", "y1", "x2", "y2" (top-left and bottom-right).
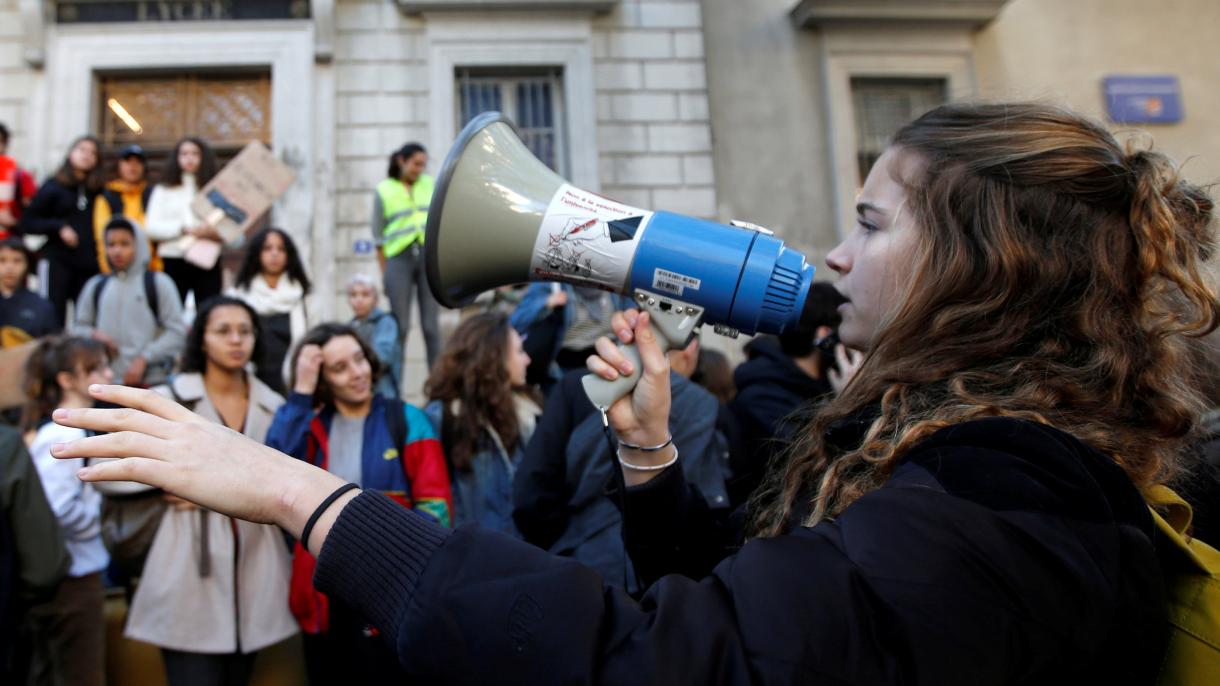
[{"x1": 402, "y1": 404, "x2": 453, "y2": 527}]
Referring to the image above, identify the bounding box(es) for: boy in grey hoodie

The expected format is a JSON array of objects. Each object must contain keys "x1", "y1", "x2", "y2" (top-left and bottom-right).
[{"x1": 72, "y1": 217, "x2": 185, "y2": 387}]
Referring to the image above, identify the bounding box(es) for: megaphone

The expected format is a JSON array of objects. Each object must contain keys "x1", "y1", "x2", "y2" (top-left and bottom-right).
[{"x1": 426, "y1": 112, "x2": 816, "y2": 409}]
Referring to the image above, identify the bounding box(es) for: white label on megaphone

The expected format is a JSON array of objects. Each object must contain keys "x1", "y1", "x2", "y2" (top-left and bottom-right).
[{"x1": 530, "y1": 184, "x2": 654, "y2": 292}]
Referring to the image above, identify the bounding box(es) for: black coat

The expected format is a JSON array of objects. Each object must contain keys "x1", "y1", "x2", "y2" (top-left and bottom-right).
[
  {"x1": 726, "y1": 336, "x2": 832, "y2": 503},
  {"x1": 18, "y1": 178, "x2": 100, "y2": 270},
  {"x1": 315, "y1": 417, "x2": 1167, "y2": 684}
]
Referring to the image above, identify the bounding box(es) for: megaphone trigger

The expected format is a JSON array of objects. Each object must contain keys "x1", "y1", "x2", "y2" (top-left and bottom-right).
[{"x1": 581, "y1": 290, "x2": 705, "y2": 410}]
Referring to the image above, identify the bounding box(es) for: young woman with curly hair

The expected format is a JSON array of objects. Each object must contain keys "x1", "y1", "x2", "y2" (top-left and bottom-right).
[
  {"x1": 55, "y1": 102, "x2": 1219, "y2": 684},
  {"x1": 423, "y1": 312, "x2": 540, "y2": 535}
]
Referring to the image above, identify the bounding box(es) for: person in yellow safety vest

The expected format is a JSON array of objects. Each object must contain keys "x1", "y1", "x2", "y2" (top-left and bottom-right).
[
  {"x1": 93, "y1": 145, "x2": 163, "y2": 274},
  {"x1": 370, "y1": 142, "x2": 441, "y2": 380}
]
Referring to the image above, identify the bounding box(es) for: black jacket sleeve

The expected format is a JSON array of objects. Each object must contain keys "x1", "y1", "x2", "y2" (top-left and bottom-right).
[
  {"x1": 618, "y1": 464, "x2": 742, "y2": 587},
  {"x1": 511, "y1": 370, "x2": 595, "y2": 550},
  {"x1": 19, "y1": 181, "x2": 68, "y2": 238},
  {"x1": 315, "y1": 418, "x2": 1165, "y2": 685}
]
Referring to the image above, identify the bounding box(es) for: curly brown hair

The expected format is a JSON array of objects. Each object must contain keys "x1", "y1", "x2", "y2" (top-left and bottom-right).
[
  {"x1": 424, "y1": 313, "x2": 540, "y2": 472},
  {"x1": 751, "y1": 102, "x2": 1220, "y2": 536}
]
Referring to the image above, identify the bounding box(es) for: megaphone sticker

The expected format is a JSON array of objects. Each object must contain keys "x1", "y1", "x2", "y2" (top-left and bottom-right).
[{"x1": 531, "y1": 184, "x2": 656, "y2": 293}]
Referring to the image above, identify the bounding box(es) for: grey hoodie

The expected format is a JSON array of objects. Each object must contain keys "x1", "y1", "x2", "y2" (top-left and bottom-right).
[{"x1": 71, "y1": 219, "x2": 186, "y2": 386}]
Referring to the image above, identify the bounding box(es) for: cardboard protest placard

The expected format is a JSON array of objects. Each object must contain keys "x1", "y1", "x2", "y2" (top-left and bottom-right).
[
  {"x1": 186, "y1": 141, "x2": 296, "y2": 269},
  {"x1": 0, "y1": 340, "x2": 37, "y2": 410}
]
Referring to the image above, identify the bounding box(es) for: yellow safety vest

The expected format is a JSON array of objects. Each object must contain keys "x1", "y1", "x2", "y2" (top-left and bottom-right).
[{"x1": 377, "y1": 174, "x2": 434, "y2": 258}]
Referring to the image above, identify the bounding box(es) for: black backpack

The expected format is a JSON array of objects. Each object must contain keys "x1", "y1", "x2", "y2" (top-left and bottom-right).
[{"x1": 91, "y1": 271, "x2": 161, "y2": 327}]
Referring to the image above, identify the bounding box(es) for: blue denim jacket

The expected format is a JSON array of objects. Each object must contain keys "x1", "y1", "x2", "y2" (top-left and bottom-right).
[{"x1": 424, "y1": 399, "x2": 536, "y2": 537}]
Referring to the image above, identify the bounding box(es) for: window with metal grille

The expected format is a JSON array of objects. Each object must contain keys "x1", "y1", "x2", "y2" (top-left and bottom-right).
[
  {"x1": 851, "y1": 77, "x2": 946, "y2": 184},
  {"x1": 456, "y1": 67, "x2": 567, "y2": 177}
]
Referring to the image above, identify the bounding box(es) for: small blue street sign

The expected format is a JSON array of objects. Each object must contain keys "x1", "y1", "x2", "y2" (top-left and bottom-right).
[
  {"x1": 1103, "y1": 75, "x2": 1183, "y2": 124},
  {"x1": 353, "y1": 239, "x2": 373, "y2": 255}
]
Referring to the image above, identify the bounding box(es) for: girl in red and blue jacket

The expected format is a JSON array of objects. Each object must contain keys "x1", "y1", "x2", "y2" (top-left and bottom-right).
[{"x1": 265, "y1": 322, "x2": 451, "y2": 684}]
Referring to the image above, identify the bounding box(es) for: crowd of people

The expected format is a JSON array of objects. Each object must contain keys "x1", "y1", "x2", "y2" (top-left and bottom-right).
[
  {"x1": 0, "y1": 126, "x2": 867, "y2": 685},
  {"x1": 39, "y1": 99, "x2": 1220, "y2": 685},
  {"x1": 7, "y1": 99, "x2": 1220, "y2": 685}
]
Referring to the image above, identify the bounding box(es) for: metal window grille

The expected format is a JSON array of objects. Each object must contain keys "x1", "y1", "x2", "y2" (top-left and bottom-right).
[
  {"x1": 56, "y1": 1, "x2": 309, "y2": 23},
  {"x1": 456, "y1": 67, "x2": 567, "y2": 177},
  {"x1": 851, "y1": 77, "x2": 947, "y2": 184}
]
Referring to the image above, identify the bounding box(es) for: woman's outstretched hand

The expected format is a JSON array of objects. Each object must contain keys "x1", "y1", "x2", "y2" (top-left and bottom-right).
[{"x1": 51, "y1": 385, "x2": 350, "y2": 554}]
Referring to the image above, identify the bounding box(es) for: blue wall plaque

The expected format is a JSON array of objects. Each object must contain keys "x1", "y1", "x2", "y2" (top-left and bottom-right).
[{"x1": 1103, "y1": 75, "x2": 1183, "y2": 124}]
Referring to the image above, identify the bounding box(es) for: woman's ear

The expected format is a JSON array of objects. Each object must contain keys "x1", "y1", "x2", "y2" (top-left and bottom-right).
[{"x1": 56, "y1": 369, "x2": 77, "y2": 393}]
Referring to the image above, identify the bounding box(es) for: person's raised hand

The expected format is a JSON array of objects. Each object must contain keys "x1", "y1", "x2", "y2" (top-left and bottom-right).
[
  {"x1": 51, "y1": 385, "x2": 347, "y2": 539},
  {"x1": 293, "y1": 344, "x2": 324, "y2": 396},
  {"x1": 828, "y1": 343, "x2": 865, "y2": 394},
  {"x1": 59, "y1": 226, "x2": 79, "y2": 248},
  {"x1": 545, "y1": 289, "x2": 568, "y2": 310},
  {"x1": 587, "y1": 309, "x2": 671, "y2": 449},
  {"x1": 91, "y1": 331, "x2": 118, "y2": 356},
  {"x1": 123, "y1": 356, "x2": 147, "y2": 387}
]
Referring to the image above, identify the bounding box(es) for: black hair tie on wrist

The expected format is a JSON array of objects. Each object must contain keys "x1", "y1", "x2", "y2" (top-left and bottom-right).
[{"x1": 301, "y1": 483, "x2": 360, "y2": 551}]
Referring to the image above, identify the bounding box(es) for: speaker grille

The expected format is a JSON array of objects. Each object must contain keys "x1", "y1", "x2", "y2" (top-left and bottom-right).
[{"x1": 758, "y1": 260, "x2": 803, "y2": 331}]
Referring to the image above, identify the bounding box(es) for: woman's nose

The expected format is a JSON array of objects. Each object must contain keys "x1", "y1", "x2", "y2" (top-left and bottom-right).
[{"x1": 826, "y1": 242, "x2": 851, "y2": 274}]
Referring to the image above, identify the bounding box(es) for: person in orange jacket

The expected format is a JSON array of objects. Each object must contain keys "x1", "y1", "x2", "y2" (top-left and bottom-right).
[{"x1": 92, "y1": 144, "x2": 162, "y2": 274}]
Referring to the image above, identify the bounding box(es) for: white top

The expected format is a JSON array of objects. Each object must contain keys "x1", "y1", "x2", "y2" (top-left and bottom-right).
[
  {"x1": 143, "y1": 174, "x2": 200, "y2": 259},
  {"x1": 29, "y1": 422, "x2": 110, "y2": 578}
]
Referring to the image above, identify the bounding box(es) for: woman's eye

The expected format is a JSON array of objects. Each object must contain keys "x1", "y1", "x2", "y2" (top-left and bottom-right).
[{"x1": 857, "y1": 220, "x2": 879, "y2": 233}]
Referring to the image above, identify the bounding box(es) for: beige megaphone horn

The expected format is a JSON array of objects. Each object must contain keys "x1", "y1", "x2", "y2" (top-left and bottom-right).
[{"x1": 426, "y1": 112, "x2": 816, "y2": 410}]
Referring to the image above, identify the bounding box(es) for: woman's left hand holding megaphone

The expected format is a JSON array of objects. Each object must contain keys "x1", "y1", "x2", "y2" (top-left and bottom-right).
[
  {"x1": 587, "y1": 309, "x2": 679, "y2": 486},
  {"x1": 48, "y1": 386, "x2": 354, "y2": 556}
]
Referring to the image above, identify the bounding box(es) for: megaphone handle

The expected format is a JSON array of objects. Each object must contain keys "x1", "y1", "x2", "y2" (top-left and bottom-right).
[
  {"x1": 581, "y1": 290, "x2": 703, "y2": 411},
  {"x1": 581, "y1": 339, "x2": 650, "y2": 411}
]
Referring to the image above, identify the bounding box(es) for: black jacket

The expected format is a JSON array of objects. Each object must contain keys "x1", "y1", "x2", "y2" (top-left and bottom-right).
[
  {"x1": 513, "y1": 369, "x2": 735, "y2": 555},
  {"x1": 19, "y1": 178, "x2": 100, "y2": 270},
  {"x1": 726, "y1": 336, "x2": 832, "y2": 502},
  {"x1": 315, "y1": 417, "x2": 1167, "y2": 684},
  {"x1": 512, "y1": 369, "x2": 595, "y2": 551}
]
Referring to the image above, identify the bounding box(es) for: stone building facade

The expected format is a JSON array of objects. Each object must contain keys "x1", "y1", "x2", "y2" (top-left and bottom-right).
[{"x1": 0, "y1": 0, "x2": 716, "y2": 396}]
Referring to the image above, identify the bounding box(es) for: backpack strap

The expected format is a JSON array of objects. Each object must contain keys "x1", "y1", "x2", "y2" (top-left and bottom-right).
[
  {"x1": 385, "y1": 397, "x2": 408, "y2": 456},
  {"x1": 91, "y1": 275, "x2": 111, "y2": 320},
  {"x1": 439, "y1": 404, "x2": 459, "y2": 478},
  {"x1": 141, "y1": 183, "x2": 154, "y2": 211},
  {"x1": 91, "y1": 272, "x2": 160, "y2": 327},
  {"x1": 103, "y1": 189, "x2": 123, "y2": 216},
  {"x1": 165, "y1": 376, "x2": 195, "y2": 411},
  {"x1": 143, "y1": 271, "x2": 161, "y2": 327}
]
